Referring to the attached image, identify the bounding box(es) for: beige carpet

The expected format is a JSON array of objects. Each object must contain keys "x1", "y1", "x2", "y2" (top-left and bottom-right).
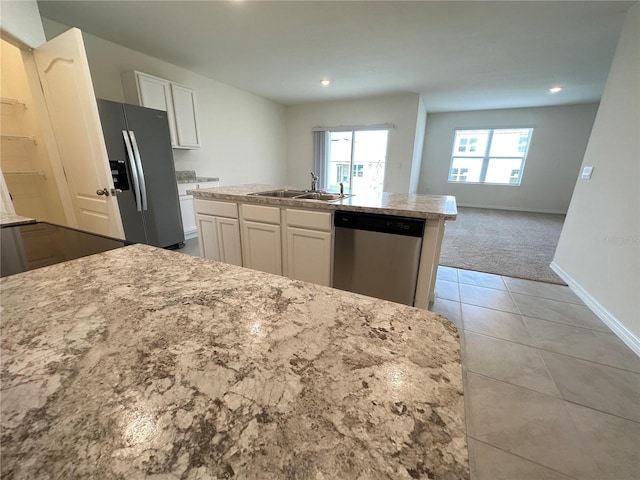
[{"x1": 439, "y1": 207, "x2": 566, "y2": 285}]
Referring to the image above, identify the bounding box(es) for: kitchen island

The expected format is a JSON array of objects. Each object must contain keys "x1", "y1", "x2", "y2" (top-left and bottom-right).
[
  {"x1": 189, "y1": 184, "x2": 457, "y2": 308},
  {"x1": 1, "y1": 244, "x2": 468, "y2": 479}
]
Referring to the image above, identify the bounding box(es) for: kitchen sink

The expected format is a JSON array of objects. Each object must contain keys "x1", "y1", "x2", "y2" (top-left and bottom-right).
[
  {"x1": 250, "y1": 189, "x2": 308, "y2": 198},
  {"x1": 249, "y1": 189, "x2": 353, "y2": 202},
  {"x1": 295, "y1": 192, "x2": 354, "y2": 201}
]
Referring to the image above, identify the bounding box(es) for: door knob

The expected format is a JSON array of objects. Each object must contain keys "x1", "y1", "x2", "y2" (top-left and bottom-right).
[
  {"x1": 110, "y1": 188, "x2": 123, "y2": 196},
  {"x1": 96, "y1": 188, "x2": 110, "y2": 196}
]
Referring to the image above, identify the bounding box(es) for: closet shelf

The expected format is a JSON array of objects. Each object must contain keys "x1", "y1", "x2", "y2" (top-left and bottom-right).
[
  {"x1": 0, "y1": 97, "x2": 27, "y2": 108},
  {"x1": 1, "y1": 134, "x2": 37, "y2": 144}
]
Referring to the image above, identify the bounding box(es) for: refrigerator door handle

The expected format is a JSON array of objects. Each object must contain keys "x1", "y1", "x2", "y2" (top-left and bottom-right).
[
  {"x1": 128, "y1": 130, "x2": 148, "y2": 211},
  {"x1": 122, "y1": 130, "x2": 142, "y2": 212}
]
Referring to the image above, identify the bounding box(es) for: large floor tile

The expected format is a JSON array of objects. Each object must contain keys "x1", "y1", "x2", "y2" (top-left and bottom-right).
[
  {"x1": 437, "y1": 265, "x2": 458, "y2": 282},
  {"x1": 429, "y1": 297, "x2": 462, "y2": 329},
  {"x1": 540, "y1": 350, "x2": 640, "y2": 422},
  {"x1": 462, "y1": 371, "x2": 476, "y2": 439},
  {"x1": 458, "y1": 269, "x2": 507, "y2": 291},
  {"x1": 465, "y1": 373, "x2": 603, "y2": 479},
  {"x1": 464, "y1": 332, "x2": 560, "y2": 396},
  {"x1": 525, "y1": 316, "x2": 640, "y2": 373},
  {"x1": 459, "y1": 284, "x2": 520, "y2": 314},
  {"x1": 503, "y1": 276, "x2": 582, "y2": 304},
  {"x1": 512, "y1": 293, "x2": 609, "y2": 333},
  {"x1": 180, "y1": 237, "x2": 201, "y2": 257},
  {"x1": 461, "y1": 303, "x2": 535, "y2": 347},
  {"x1": 468, "y1": 438, "x2": 575, "y2": 480},
  {"x1": 565, "y1": 402, "x2": 640, "y2": 480},
  {"x1": 435, "y1": 278, "x2": 460, "y2": 302}
]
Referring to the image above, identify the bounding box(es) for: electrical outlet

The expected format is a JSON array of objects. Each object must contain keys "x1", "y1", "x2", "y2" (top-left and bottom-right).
[{"x1": 581, "y1": 166, "x2": 594, "y2": 180}]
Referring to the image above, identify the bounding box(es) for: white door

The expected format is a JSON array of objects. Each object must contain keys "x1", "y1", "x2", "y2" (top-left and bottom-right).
[
  {"x1": 286, "y1": 227, "x2": 332, "y2": 286},
  {"x1": 242, "y1": 221, "x2": 282, "y2": 275},
  {"x1": 32, "y1": 28, "x2": 124, "y2": 238}
]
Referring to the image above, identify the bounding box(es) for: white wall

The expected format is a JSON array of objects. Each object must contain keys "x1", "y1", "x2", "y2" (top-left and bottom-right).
[
  {"x1": 0, "y1": 0, "x2": 46, "y2": 48},
  {"x1": 553, "y1": 3, "x2": 639, "y2": 346},
  {"x1": 42, "y1": 18, "x2": 287, "y2": 187},
  {"x1": 286, "y1": 94, "x2": 420, "y2": 192},
  {"x1": 418, "y1": 104, "x2": 599, "y2": 213},
  {"x1": 409, "y1": 97, "x2": 427, "y2": 194}
]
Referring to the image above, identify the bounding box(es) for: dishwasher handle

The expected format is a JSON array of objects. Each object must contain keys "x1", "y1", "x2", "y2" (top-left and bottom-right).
[{"x1": 334, "y1": 210, "x2": 425, "y2": 237}]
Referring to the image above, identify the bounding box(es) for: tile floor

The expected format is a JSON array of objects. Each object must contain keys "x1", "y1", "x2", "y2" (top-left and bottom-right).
[
  {"x1": 179, "y1": 237, "x2": 201, "y2": 257},
  {"x1": 429, "y1": 266, "x2": 640, "y2": 480}
]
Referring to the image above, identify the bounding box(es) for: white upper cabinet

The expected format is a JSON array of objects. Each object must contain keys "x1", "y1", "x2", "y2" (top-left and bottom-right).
[
  {"x1": 170, "y1": 83, "x2": 200, "y2": 148},
  {"x1": 122, "y1": 71, "x2": 201, "y2": 149},
  {"x1": 134, "y1": 73, "x2": 176, "y2": 143}
]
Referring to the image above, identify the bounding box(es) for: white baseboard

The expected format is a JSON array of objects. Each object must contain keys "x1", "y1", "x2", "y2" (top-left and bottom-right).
[
  {"x1": 184, "y1": 230, "x2": 198, "y2": 240},
  {"x1": 456, "y1": 203, "x2": 567, "y2": 215},
  {"x1": 550, "y1": 261, "x2": 640, "y2": 357}
]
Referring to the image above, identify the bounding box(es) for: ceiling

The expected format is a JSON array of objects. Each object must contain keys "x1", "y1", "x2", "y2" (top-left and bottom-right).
[{"x1": 36, "y1": 0, "x2": 633, "y2": 112}]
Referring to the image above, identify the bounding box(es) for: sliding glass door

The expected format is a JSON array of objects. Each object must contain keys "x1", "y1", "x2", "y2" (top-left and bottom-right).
[{"x1": 326, "y1": 129, "x2": 389, "y2": 195}]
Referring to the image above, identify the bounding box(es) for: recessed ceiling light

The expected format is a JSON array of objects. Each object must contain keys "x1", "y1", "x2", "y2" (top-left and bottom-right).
[
  {"x1": 320, "y1": 79, "x2": 331, "y2": 87},
  {"x1": 549, "y1": 86, "x2": 563, "y2": 94}
]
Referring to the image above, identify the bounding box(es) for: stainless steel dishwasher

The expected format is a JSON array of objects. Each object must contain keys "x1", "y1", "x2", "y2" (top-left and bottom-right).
[{"x1": 332, "y1": 210, "x2": 425, "y2": 306}]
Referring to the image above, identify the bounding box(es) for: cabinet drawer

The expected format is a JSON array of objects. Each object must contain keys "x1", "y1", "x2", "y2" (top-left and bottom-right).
[
  {"x1": 241, "y1": 203, "x2": 281, "y2": 224},
  {"x1": 286, "y1": 209, "x2": 332, "y2": 231},
  {"x1": 194, "y1": 199, "x2": 238, "y2": 218}
]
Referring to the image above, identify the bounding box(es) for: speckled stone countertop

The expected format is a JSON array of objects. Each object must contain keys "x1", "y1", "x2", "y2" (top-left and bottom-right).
[
  {"x1": 0, "y1": 212, "x2": 36, "y2": 227},
  {"x1": 1, "y1": 244, "x2": 468, "y2": 479},
  {"x1": 189, "y1": 184, "x2": 457, "y2": 220},
  {"x1": 176, "y1": 170, "x2": 220, "y2": 184}
]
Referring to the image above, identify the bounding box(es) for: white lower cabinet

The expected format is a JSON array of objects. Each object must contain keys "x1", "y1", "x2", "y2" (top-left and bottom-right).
[
  {"x1": 194, "y1": 200, "x2": 332, "y2": 284},
  {"x1": 180, "y1": 196, "x2": 197, "y2": 238},
  {"x1": 285, "y1": 227, "x2": 332, "y2": 286},
  {"x1": 196, "y1": 214, "x2": 242, "y2": 266},
  {"x1": 241, "y1": 220, "x2": 282, "y2": 275},
  {"x1": 195, "y1": 213, "x2": 217, "y2": 260},
  {"x1": 194, "y1": 199, "x2": 242, "y2": 266},
  {"x1": 215, "y1": 217, "x2": 243, "y2": 266},
  {"x1": 179, "y1": 181, "x2": 220, "y2": 240}
]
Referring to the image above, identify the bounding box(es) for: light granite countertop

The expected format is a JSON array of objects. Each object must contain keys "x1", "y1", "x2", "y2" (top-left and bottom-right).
[
  {"x1": 176, "y1": 170, "x2": 220, "y2": 184},
  {"x1": 1, "y1": 244, "x2": 468, "y2": 479},
  {"x1": 189, "y1": 184, "x2": 457, "y2": 220},
  {"x1": 0, "y1": 212, "x2": 36, "y2": 227}
]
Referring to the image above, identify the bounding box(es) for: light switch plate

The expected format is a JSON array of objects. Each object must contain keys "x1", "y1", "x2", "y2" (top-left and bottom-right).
[{"x1": 582, "y1": 166, "x2": 594, "y2": 179}]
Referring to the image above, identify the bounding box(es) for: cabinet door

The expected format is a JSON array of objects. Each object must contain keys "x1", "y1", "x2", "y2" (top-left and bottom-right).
[
  {"x1": 180, "y1": 195, "x2": 197, "y2": 239},
  {"x1": 196, "y1": 213, "x2": 219, "y2": 261},
  {"x1": 215, "y1": 217, "x2": 242, "y2": 266},
  {"x1": 286, "y1": 227, "x2": 332, "y2": 286},
  {"x1": 171, "y1": 83, "x2": 201, "y2": 149},
  {"x1": 135, "y1": 72, "x2": 177, "y2": 146},
  {"x1": 242, "y1": 220, "x2": 282, "y2": 275}
]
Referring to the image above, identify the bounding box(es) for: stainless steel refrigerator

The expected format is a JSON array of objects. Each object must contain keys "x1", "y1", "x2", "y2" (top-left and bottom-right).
[{"x1": 97, "y1": 99, "x2": 184, "y2": 248}]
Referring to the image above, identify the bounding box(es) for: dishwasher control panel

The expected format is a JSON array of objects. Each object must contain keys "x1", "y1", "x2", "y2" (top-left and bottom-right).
[{"x1": 334, "y1": 211, "x2": 425, "y2": 237}]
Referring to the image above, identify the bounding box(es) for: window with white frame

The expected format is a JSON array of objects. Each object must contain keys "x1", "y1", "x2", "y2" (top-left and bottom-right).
[{"x1": 448, "y1": 128, "x2": 533, "y2": 185}]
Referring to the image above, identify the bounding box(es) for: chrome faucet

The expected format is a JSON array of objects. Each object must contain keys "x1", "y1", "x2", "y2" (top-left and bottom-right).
[
  {"x1": 310, "y1": 172, "x2": 319, "y2": 192},
  {"x1": 339, "y1": 182, "x2": 344, "y2": 197}
]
